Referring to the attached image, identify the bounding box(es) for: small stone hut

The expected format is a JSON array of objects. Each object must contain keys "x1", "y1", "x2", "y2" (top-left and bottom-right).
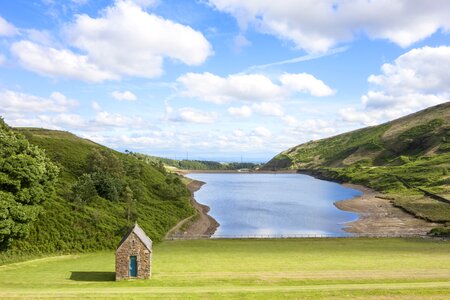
[{"x1": 115, "y1": 223, "x2": 152, "y2": 280}]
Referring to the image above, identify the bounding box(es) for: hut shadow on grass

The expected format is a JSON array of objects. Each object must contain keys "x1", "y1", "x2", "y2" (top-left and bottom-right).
[{"x1": 70, "y1": 271, "x2": 115, "y2": 282}]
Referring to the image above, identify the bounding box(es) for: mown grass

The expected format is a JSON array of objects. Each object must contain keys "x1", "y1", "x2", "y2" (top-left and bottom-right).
[{"x1": 0, "y1": 238, "x2": 449, "y2": 299}]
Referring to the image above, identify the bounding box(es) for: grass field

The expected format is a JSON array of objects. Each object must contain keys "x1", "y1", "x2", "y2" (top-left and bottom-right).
[{"x1": 0, "y1": 238, "x2": 449, "y2": 299}]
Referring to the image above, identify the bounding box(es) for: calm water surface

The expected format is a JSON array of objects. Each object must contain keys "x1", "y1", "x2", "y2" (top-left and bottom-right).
[{"x1": 187, "y1": 173, "x2": 362, "y2": 236}]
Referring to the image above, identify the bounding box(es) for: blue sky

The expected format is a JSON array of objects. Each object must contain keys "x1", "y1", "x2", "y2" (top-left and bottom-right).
[{"x1": 0, "y1": 0, "x2": 449, "y2": 162}]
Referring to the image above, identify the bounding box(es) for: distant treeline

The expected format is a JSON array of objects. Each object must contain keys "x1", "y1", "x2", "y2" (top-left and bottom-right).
[{"x1": 128, "y1": 152, "x2": 261, "y2": 170}]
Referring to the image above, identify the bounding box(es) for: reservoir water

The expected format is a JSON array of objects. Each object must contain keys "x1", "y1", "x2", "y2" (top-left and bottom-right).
[{"x1": 187, "y1": 173, "x2": 362, "y2": 236}]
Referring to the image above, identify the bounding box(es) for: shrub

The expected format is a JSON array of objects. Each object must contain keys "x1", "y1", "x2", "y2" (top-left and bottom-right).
[{"x1": 0, "y1": 118, "x2": 59, "y2": 248}]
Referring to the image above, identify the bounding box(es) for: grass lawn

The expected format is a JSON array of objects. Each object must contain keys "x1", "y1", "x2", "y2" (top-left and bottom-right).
[{"x1": 0, "y1": 238, "x2": 449, "y2": 299}]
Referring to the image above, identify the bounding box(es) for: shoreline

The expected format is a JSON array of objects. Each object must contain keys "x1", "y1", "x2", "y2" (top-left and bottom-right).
[
  {"x1": 166, "y1": 179, "x2": 219, "y2": 238},
  {"x1": 335, "y1": 183, "x2": 439, "y2": 235},
  {"x1": 175, "y1": 169, "x2": 298, "y2": 174},
  {"x1": 296, "y1": 169, "x2": 439, "y2": 235},
  {"x1": 167, "y1": 169, "x2": 439, "y2": 238}
]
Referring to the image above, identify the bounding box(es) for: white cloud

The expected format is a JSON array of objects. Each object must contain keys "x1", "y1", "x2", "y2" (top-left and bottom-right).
[
  {"x1": 11, "y1": 40, "x2": 118, "y2": 82},
  {"x1": 178, "y1": 72, "x2": 283, "y2": 104},
  {"x1": 25, "y1": 29, "x2": 56, "y2": 46},
  {"x1": 279, "y1": 73, "x2": 335, "y2": 97},
  {"x1": 0, "y1": 16, "x2": 17, "y2": 36},
  {"x1": 289, "y1": 119, "x2": 336, "y2": 135},
  {"x1": 41, "y1": 113, "x2": 87, "y2": 127},
  {"x1": 252, "y1": 126, "x2": 272, "y2": 138},
  {"x1": 341, "y1": 46, "x2": 450, "y2": 125},
  {"x1": 281, "y1": 115, "x2": 299, "y2": 127},
  {"x1": 0, "y1": 90, "x2": 78, "y2": 113},
  {"x1": 227, "y1": 105, "x2": 252, "y2": 118},
  {"x1": 95, "y1": 111, "x2": 137, "y2": 127},
  {"x1": 129, "y1": 0, "x2": 159, "y2": 8},
  {"x1": 91, "y1": 101, "x2": 101, "y2": 111},
  {"x1": 10, "y1": 1, "x2": 211, "y2": 82},
  {"x1": 367, "y1": 46, "x2": 450, "y2": 97},
  {"x1": 177, "y1": 72, "x2": 333, "y2": 103},
  {"x1": 63, "y1": 0, "x2": 212, "y2": 79},
  {"x1": 252, "y1": 102, "x2": 284, "y2": 117},
  {"x1": 0, "y1": 54, "x2": 5, "y2": 65},
  {"x1": 208, "y1": 0, "x2": 450, "y2": 53},
  {"x1": 111, "y1": 90, "x2": 137, "y2": 101},
  {"x1": 166, "y1": 106, "x2": 218, "y2": 124}
]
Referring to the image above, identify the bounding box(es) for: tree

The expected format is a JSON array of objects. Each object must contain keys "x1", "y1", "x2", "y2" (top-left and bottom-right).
[
  {"x1": 0, "y1": 118, "x2": 59, "y2": 248},
  {"x1": 86, "y1": 149, "x2": 124, "y2": 177},
  {"x1": 123, "y1": 186, "x2": 137, "y2": 225},
  {"x1": 71, "y1": 173, "x2": 97, "y2": 206}
]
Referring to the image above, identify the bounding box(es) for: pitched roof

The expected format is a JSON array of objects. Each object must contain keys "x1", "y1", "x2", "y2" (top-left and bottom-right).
[{"x1": 117, "y1": 223, "x2": 153, "y2": 252}]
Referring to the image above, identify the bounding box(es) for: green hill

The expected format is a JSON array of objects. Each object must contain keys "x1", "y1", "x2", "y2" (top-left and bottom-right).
[
  {"x1": 2, "y1": 125, "x2": 194, "y2": 260},
  {"x1": 265, "y1": 102, "x2": 450, "y2": 228},
  {"x1": 131, "y1": 153, "x2": 260, "y2": 171}
]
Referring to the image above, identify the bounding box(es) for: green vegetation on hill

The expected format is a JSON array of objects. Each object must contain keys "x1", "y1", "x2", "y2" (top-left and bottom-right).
[
  {"x1": 131, "y1": 153, "x2": 260, "y2": 171},
  {"x1": 0, "y1": 238, "x2": 449, "y2": 299},
  {"x1": 265, "y1": 102, "x2": 450, "y2": 229},
  {"x1": 1, "y1": 124, "x2": 194, "y2": 258},
  {"x1": 0, "y1": 119, "x2": 59, "y2": 249}
]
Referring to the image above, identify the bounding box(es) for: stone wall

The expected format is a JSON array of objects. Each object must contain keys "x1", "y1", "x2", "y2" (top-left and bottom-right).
[{"x1": 115, "y1": 232, "x2": 152, "y2": 280}]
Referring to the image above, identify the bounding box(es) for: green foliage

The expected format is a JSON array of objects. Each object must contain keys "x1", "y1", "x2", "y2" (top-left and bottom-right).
[
  {"x1": 86, "y1": 149, "x2": 124, "y2": 176},
  {"x1": 398, "y1": 118, "x2": 444, "y2": 141},
  {"x1": 132, "y1": 153, "x2": 261, "y2": 170},
  {"x1": 70, "y1": 174, "x2": 97, "y2": 205},
  {"x1": 4, "y1": 126, "x2": 195, "y2": 255},
  {"x1": 265, "y1": 102, "x2": 450, "y2": 223},
  {"x1": 0, "y1": 119, "x2": 59, "y2": 248},
  {"x1": 429, "y1": 226, "x2": 450, "y2": 236}
]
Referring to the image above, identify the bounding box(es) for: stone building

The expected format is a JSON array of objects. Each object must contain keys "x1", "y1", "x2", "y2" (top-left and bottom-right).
[{"x1": 115, "y1": 223, "x2": 152, "y2": 280}]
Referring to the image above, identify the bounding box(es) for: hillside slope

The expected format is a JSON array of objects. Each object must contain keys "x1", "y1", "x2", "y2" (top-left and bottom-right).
[
  {"x1": 265, "y1": 102, "x2": 450, "y2": 226},
  {"x1": 131, "y1": 153, "x2": 260, "y2": 171},
  {"x1": 4, "y1": 127, "x2": 194, "y2": 257}
]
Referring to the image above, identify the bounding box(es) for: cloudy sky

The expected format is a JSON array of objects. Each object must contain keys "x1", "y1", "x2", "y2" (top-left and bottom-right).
[{"x1": 0, "y1": 0, "x2": 449, "y2": 162}]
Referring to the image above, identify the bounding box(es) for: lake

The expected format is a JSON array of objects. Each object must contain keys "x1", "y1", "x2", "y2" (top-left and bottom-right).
[{"x1": 187, "y1": 173, "x2": 362, "y2": 236}]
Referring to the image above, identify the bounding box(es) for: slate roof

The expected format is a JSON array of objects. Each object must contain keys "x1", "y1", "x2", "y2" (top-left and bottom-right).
[{"x1": 117, "y1": 223, "x2": 153, "y2": 252}]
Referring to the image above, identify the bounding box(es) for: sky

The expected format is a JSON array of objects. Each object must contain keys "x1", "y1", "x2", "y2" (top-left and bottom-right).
[{"x1": 0, "y1": 0, "x2": 449, "y2": 162}]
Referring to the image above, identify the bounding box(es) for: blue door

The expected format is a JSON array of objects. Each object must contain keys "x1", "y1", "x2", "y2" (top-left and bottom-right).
[{"x1": 129, "y1": 256, "x2": 137, "y2": 277}]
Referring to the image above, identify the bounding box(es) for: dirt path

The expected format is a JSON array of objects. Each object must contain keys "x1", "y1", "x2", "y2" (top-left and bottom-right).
[
  {"x1": 166, "y1": 180, "x2": 219, "y2": 238},
  {"x1": 335, "y1": 184, "x2": 439, "y2": 235}
]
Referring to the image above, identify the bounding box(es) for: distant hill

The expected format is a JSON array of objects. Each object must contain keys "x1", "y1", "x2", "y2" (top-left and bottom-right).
[
  {"x1": 265, "y1": 102, "x2": 450, "y2": 228},
  {"x1": 5, "y1": 127, "x2": 194, "y2": 256},
  {"x1": 131, "y1": 153, "x2": 261, "y2": 171}
]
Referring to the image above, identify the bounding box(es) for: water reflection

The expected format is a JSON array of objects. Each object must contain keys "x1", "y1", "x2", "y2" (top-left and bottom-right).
[{"x1": 188, "y1": 173, "x2": 362, "y2": 236}]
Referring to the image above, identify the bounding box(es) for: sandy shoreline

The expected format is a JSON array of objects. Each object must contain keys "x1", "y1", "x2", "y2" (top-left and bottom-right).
[
  {"x1": 167, "y1": 170, "x2": 438, "y2": 238},
  {"x1": 165, "y1": 179, "x2": 219, "y2": 238},
  {"x1": 336, "y1": 183, "x2": 439, "y2": 235}
]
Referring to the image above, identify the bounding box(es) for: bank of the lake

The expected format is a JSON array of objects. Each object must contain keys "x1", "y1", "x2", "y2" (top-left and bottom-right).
[
  {"x1": 296, "y1": 169, "x2": 439, "y2": 235},
  {"x1": 336, "y1": 183, "x2": 439, "y2": 235},
  {"x1": 185, "y1": 173, "x2": 361, "y2": 236},
  {"x1": 170, "y1": 171, "x2": 439, "y2": 238},
  {"x1": 166, "y1": 179, "x2": 219, "y2": 238}
]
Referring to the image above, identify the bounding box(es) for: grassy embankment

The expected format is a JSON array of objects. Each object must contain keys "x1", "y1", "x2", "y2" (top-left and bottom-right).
[
  {"x1": 0, "y1": 128, "x2": 194, "y2": 264},
  {"x1": 0, "y1": 238, "x2": 448, "y2": 299},
  {"x1": 265, "y1": 102, "x2": 450, "y2": 232}
]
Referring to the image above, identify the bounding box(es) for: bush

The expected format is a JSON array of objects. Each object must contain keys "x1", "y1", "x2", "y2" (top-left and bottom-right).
[
  {"x1": 71, "y1": 174, "x2": 97, "y2": 206},
  {"x1": 0, "y1": 118, "x2": 59, "y2": 248},
  {"x1": 429, "y1": 227, "x2": 450, "y2": 237}
]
